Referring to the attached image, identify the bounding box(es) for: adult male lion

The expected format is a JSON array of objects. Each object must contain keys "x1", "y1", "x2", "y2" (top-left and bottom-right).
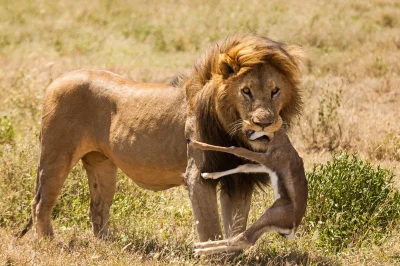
[{"x1": 24, "y1": 34, "x2": 303, "y2": 243}]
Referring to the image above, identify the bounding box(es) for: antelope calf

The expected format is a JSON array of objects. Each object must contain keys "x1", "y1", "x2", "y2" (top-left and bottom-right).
[{"x1": 188, "y1": 129, "x2": 308, "y2": 255}]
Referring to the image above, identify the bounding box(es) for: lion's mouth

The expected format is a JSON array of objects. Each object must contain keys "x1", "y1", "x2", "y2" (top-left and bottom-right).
[{"x1": 246, "y1": 130, "x2": 270, "y2": 142}]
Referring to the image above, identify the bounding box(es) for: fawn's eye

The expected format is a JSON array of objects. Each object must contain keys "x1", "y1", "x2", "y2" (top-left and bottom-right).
[
  {"x1": 271, "y1": 87, "x2": 280, "y2": 98},
  {"x1": 241, "y1": 87, "x2": 252, "y2": 98}
]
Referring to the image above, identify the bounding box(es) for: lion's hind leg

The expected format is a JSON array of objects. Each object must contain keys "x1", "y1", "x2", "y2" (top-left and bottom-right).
[
  {"x1": 33, "y1": 152, "x2": 78, "y2": 238},
  {"x1": 82, "y1": 152, "x2": 117, "y2": 238}
]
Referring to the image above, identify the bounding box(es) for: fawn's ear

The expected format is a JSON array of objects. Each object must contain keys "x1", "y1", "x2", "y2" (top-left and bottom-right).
[{"x1": 218, "y1": 54, "x2": 239, "y2": 79}]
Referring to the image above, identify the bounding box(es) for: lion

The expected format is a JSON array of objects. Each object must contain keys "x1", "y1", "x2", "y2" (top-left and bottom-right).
[{"x1": 20, "y1": 34, "x2": 303, "y2": 243}]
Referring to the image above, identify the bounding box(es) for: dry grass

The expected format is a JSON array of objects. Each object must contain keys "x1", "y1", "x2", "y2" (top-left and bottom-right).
[{"x1": 1, "y1": 0, "x2": 400, "y2": 265}]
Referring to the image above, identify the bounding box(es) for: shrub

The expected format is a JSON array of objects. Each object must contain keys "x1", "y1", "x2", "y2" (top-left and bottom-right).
[{"x1": 306, "y1": 152, "x2": 400, "y2": 253}]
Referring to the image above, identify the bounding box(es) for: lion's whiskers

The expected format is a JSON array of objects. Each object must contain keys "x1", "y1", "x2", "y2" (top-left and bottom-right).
[
  {"x1": 228, "y1": 120, "x2": 242, "y2": 133},
  {"x1": 228, "y1": 120, "x2": 243, "y2": 137}
]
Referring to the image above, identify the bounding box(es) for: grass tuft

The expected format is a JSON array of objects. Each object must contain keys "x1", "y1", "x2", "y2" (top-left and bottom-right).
[{"x1": 0, "y1": 115, "x2": 15, "y2": 146}]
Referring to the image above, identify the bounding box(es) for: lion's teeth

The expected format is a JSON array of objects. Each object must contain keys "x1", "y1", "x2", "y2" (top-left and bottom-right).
[
  {"x1": 246, "y1": 130, "x2": 255, "y2": 138},
  {"x1": 249, "y1": 131, "x2": 265, "y2": 140}
]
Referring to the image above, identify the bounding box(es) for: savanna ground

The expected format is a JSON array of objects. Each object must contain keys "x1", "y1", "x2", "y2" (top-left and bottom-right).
[{"x1": 1, "y1": 0, "x2": 399, "y2": 265}]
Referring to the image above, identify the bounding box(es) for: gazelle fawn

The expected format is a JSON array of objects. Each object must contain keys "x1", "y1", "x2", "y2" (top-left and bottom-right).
[{"x1": 188, "y1": 129, "x2": 308, "y2": 254}]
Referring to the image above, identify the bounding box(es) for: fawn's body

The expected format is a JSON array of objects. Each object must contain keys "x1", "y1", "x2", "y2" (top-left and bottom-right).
[{"x1": 189, "y1": 129, "x2": 308, "y2": 254}]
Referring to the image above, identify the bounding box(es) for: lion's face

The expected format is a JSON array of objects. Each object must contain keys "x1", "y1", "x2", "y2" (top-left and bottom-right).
[
  {"x1": 217, "y1": 63, "x2": 292, "y2": 151},
  {"x1": 188, "y1": 35, "x2": 302, "y2": 153}
]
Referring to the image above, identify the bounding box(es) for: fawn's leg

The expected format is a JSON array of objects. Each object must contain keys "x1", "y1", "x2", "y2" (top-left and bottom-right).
[
  {"x1": 189, "y1": 139, "x2": 265, "y2": 164},
  {"x1": 201, "y1": 164, "x2": 268, "y2": 179},
  {"x1": 194, "y1": 198, "x2": 295, "y2": 255}
]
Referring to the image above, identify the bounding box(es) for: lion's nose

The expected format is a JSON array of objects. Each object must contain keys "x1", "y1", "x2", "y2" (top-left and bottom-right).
[{"x1": 251, "y1": 118, "x2": 273, "y2": 129}]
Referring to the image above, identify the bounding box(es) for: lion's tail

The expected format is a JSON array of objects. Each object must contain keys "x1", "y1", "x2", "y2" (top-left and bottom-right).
[
  {"x1": 16, "y1": 160, "x2": 42, "y2": 238},
  {"x1": 16, "y1": 217, "x2": 33, "y2": 238}
]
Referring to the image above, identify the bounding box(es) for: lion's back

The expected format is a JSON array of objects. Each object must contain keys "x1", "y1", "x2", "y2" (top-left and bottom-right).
[{"x1": 39, "y1": 70, "x2": 131, "y2": 144}]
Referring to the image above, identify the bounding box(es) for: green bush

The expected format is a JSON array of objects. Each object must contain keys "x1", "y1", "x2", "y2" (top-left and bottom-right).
[{"x1": 306, "y1": 152, "x2": 400, "y2": 253}]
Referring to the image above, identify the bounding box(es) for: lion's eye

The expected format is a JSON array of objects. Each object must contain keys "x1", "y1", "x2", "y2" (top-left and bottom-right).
[
  {"x1": 241, "y1": 87, "x2": 252, "y2": 98},
  {"x1": 271, "y1": 87, "x2": 280, "y2": 98}
]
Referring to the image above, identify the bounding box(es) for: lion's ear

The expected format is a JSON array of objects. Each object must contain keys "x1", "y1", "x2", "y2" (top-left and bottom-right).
[
  {"x1": 218, "y1": 54, "x2": 239, "y2": 79},
  {"x1": 220, "y1": 61, "x2": 235, "y2": 79}
]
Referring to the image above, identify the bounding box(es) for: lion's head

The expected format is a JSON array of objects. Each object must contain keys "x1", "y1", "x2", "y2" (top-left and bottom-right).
[{"x1": 185, "y1": 34, "x2": 303, "y2": 152}]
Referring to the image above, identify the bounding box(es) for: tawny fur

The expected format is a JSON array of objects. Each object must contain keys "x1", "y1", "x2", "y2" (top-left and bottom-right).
[{"x1": 21, "y1": 34, "x2": 304, "y2": 242}]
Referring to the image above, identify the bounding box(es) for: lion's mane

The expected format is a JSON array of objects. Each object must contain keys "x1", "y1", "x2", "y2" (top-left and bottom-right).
[{"x1": 175, "y1": 34, "x2": 303, "y2": 194}]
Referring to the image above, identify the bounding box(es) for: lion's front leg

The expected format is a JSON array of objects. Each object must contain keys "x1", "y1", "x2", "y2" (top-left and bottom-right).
[
  {"x1": 185, "y1": 117, "x2": 222, "y2": 242},
  {"x1": 185, "y1": 157, "x2": 222, "y2": 242},
  {"x1": 220, "y1": 186, "x2": 252, "y2": 238}
]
